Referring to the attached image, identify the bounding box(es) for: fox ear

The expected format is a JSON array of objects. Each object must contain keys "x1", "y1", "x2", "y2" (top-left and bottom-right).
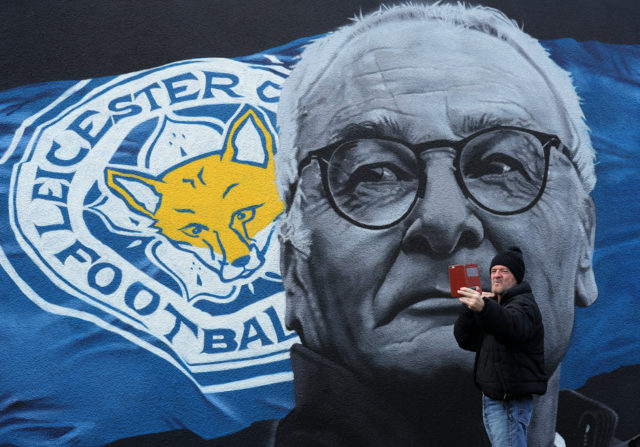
[
  {"x1": 222, "y1": 106, "x2": 275, "y2": 168},
  {"x1": 106, "y1": 169, "x2": 163, "y2": 218}
]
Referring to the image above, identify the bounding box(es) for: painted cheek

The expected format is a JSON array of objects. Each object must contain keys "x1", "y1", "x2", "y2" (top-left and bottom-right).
[
  {"x1": 536, "y1": 160, "x2": 586, "y2": 222},
  {"x1": 236, "y1": 214, "x2": 264, "y2": 241},
  {"x1": 221, "y1": 226, "x2": 252, "y2": 260},
  {"x1": 315, "y1": 227, "x2": 378, "y2": 268},
  {"x1": 313, "y1": 226, "x2": 403, "y2": 296}
]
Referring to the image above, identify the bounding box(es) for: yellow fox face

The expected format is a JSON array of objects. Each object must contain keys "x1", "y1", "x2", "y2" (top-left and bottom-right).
[{"x1": 105, "y1": 108, "x2": 283, "y2": 282}]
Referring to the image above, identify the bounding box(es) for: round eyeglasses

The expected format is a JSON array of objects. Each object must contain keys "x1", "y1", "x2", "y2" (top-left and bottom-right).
[{"x1": 297, "y1": 126, "x2": 573, "y2": 229}]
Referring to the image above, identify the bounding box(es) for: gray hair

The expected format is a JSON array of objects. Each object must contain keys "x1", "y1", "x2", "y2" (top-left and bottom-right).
[{"x1": 276, "y1": 2, "x2": 596, "y2": 253}]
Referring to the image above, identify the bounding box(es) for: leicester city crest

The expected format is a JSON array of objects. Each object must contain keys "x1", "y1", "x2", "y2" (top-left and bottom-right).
[{"x1": 1, "y1": 58, "x2": 298, "y2": 392}]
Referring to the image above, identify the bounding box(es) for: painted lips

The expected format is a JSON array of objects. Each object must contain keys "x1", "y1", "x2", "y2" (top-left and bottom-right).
[{"x1": 374, "y1": 290, "x2": 462, "y2": 328}]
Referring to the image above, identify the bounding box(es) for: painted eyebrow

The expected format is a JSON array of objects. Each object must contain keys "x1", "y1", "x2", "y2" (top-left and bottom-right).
[
  {"x1": 455, "y1": 113, "x2": 532, "y2": 136},
  {"x1": 222, "y1": 183, "x2": 239, "y2": 198},
  {"x1": 335, "y1": 115, "x2": 533, "y2": 144},
  {"x1": 334, "y1": 118, "x2": 408, "y2": 142},
  {"x1": 174, "y1": 208, "x2": 195, "y2": 213}
]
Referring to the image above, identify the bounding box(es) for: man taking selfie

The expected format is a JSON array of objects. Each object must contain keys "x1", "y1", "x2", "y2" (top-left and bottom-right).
[{"x1": 455, "y1": 247, "x2": 548, "y2": 446}]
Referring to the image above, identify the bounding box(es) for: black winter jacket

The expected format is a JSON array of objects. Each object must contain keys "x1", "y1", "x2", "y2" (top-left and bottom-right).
[{"x1": 454, "y1": 281, "x2": 547, "y2": 400}]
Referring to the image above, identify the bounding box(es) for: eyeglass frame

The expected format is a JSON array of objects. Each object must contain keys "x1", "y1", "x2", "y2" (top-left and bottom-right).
[{"x1": 296, "y1": 125, "x2": 574, "y2": 230}]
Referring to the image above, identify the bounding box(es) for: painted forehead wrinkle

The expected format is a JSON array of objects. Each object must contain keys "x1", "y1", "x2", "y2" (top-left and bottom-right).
[{"x1": 307, "y1": 28, "x2": 556, "y2": 138}]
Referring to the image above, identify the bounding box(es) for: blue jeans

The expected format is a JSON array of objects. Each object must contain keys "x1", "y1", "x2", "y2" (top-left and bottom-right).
[{"x1": 482, "y1": 394, "x2": 534, "y2": 446}]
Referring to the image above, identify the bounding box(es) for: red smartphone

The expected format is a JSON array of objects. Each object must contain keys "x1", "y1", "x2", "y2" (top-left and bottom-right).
[{"x1": 449, "y1": 264, "x2": 482, "y2": 297}]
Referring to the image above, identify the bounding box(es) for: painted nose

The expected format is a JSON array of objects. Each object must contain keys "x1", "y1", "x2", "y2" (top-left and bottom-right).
[
  {"x1": 402, "y1": 151, "x2": 484, "y2": 255},
  {"x1": 231, "y1": 255, "x2": 251, "y2": 268}
]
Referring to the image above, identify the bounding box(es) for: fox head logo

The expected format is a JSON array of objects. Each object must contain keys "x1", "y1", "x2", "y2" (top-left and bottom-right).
[{"x1": 105, "y1": 107, "x2": 283, "y2": 293}]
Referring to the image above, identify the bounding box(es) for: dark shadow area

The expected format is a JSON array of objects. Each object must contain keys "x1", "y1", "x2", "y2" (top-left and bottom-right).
[{"x1": 1, "y1": 0, "x2": 639, "y2": 91}]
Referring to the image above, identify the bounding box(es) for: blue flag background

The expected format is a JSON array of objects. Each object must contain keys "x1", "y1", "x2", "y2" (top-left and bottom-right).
[{"x1": 0, "y1": 36, "x2": 639, "y2": 446}]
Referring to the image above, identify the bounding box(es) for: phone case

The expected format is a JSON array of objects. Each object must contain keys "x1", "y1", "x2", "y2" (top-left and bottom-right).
[{"x1": 449, "y1": 264, "x2": 481, "y2": 297}]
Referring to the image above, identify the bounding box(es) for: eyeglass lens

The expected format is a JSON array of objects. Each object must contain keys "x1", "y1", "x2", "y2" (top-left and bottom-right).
[
  {"x1": 327, "y1": 139, "x2": 420, "y2": 227},
  {"x1": 326, "y1": 129, "x2": 547, "y2": 227}
]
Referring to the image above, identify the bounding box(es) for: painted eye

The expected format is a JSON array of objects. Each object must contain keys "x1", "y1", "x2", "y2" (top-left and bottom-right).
[
  {"x1": 463, "y1": 153, "x2": 533, "y2": 182},
  {"x1": 232, "y1": 205, "x2": 261, "y2": 223},
  {"x1": 179, "y1": 223, "x2": 208, "y2": 238},
  {"x1": 341, "y1": 163, "x2": 412, "y2": 192}
]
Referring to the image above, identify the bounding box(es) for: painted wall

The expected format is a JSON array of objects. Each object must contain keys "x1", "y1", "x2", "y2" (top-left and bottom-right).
[{"x1": 0, "y1": 3, "x2": 639, "y2": 447}]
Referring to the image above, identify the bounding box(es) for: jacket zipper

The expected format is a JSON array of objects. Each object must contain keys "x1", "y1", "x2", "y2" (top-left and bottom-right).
[{"x1": 497, "y1": 364, "x2": 507, "y2": 400}]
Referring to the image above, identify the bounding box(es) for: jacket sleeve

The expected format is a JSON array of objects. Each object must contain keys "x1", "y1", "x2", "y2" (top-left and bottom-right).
[
  {"x1": 454, "y1": 305, "x2": 482, "y2": 352},
  {"x1": 476, "y1": 296, "x2": 537, "y2": 346}
]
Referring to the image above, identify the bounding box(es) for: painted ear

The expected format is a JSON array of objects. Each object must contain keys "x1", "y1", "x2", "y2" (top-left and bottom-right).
[
  {"x1": 221, "y1": 106, "x2": 275, "y2": 168},
  {"x1": 105, "y1": 169, "x2": 163, "y2": 218},
  {"x1": 575, "y1": 196, "x2": 598, "y2": 307},
  {"x1": 280, "y1": 239, "x2": 318, "y2": 346}
]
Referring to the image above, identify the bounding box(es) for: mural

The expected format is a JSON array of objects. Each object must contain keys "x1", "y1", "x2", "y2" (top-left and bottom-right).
[{"x1": 0, "y1": 3, "x2": 639, "y2": 447}]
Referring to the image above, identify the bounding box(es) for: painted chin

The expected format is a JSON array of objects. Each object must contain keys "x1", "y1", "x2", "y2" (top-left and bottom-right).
[{"x1": 364, "y1": 311, "x2": 474, "y2": 379}]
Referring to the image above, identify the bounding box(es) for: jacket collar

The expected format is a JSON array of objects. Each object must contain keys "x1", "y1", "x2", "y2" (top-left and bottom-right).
[{"x1": 501, "y1": 280, "x2": 532, "y2": 302}]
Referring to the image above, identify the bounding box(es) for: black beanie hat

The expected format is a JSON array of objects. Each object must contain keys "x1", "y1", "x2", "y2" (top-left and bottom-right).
[{"x1": 490, "y1": 247, "x2": 525, "y2": 283}]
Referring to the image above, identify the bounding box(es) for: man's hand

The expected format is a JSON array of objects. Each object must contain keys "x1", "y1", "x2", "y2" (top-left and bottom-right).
[{"x1": 458, "y1": 287, "x2": 494, "y2": 312}]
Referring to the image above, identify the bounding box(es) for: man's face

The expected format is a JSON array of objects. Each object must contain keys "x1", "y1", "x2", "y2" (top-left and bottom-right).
[
  {"x1": 490, "y1": 265, "x2": 518, "y2": 296},
  {"x1": 284, "y1": 21, "x2": 595, "y2": 388}
]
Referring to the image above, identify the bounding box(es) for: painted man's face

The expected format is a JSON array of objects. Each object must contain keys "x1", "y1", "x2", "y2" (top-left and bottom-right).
[{"x1": 283, "y1": 21, "x2": 596, "y2": 388}]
